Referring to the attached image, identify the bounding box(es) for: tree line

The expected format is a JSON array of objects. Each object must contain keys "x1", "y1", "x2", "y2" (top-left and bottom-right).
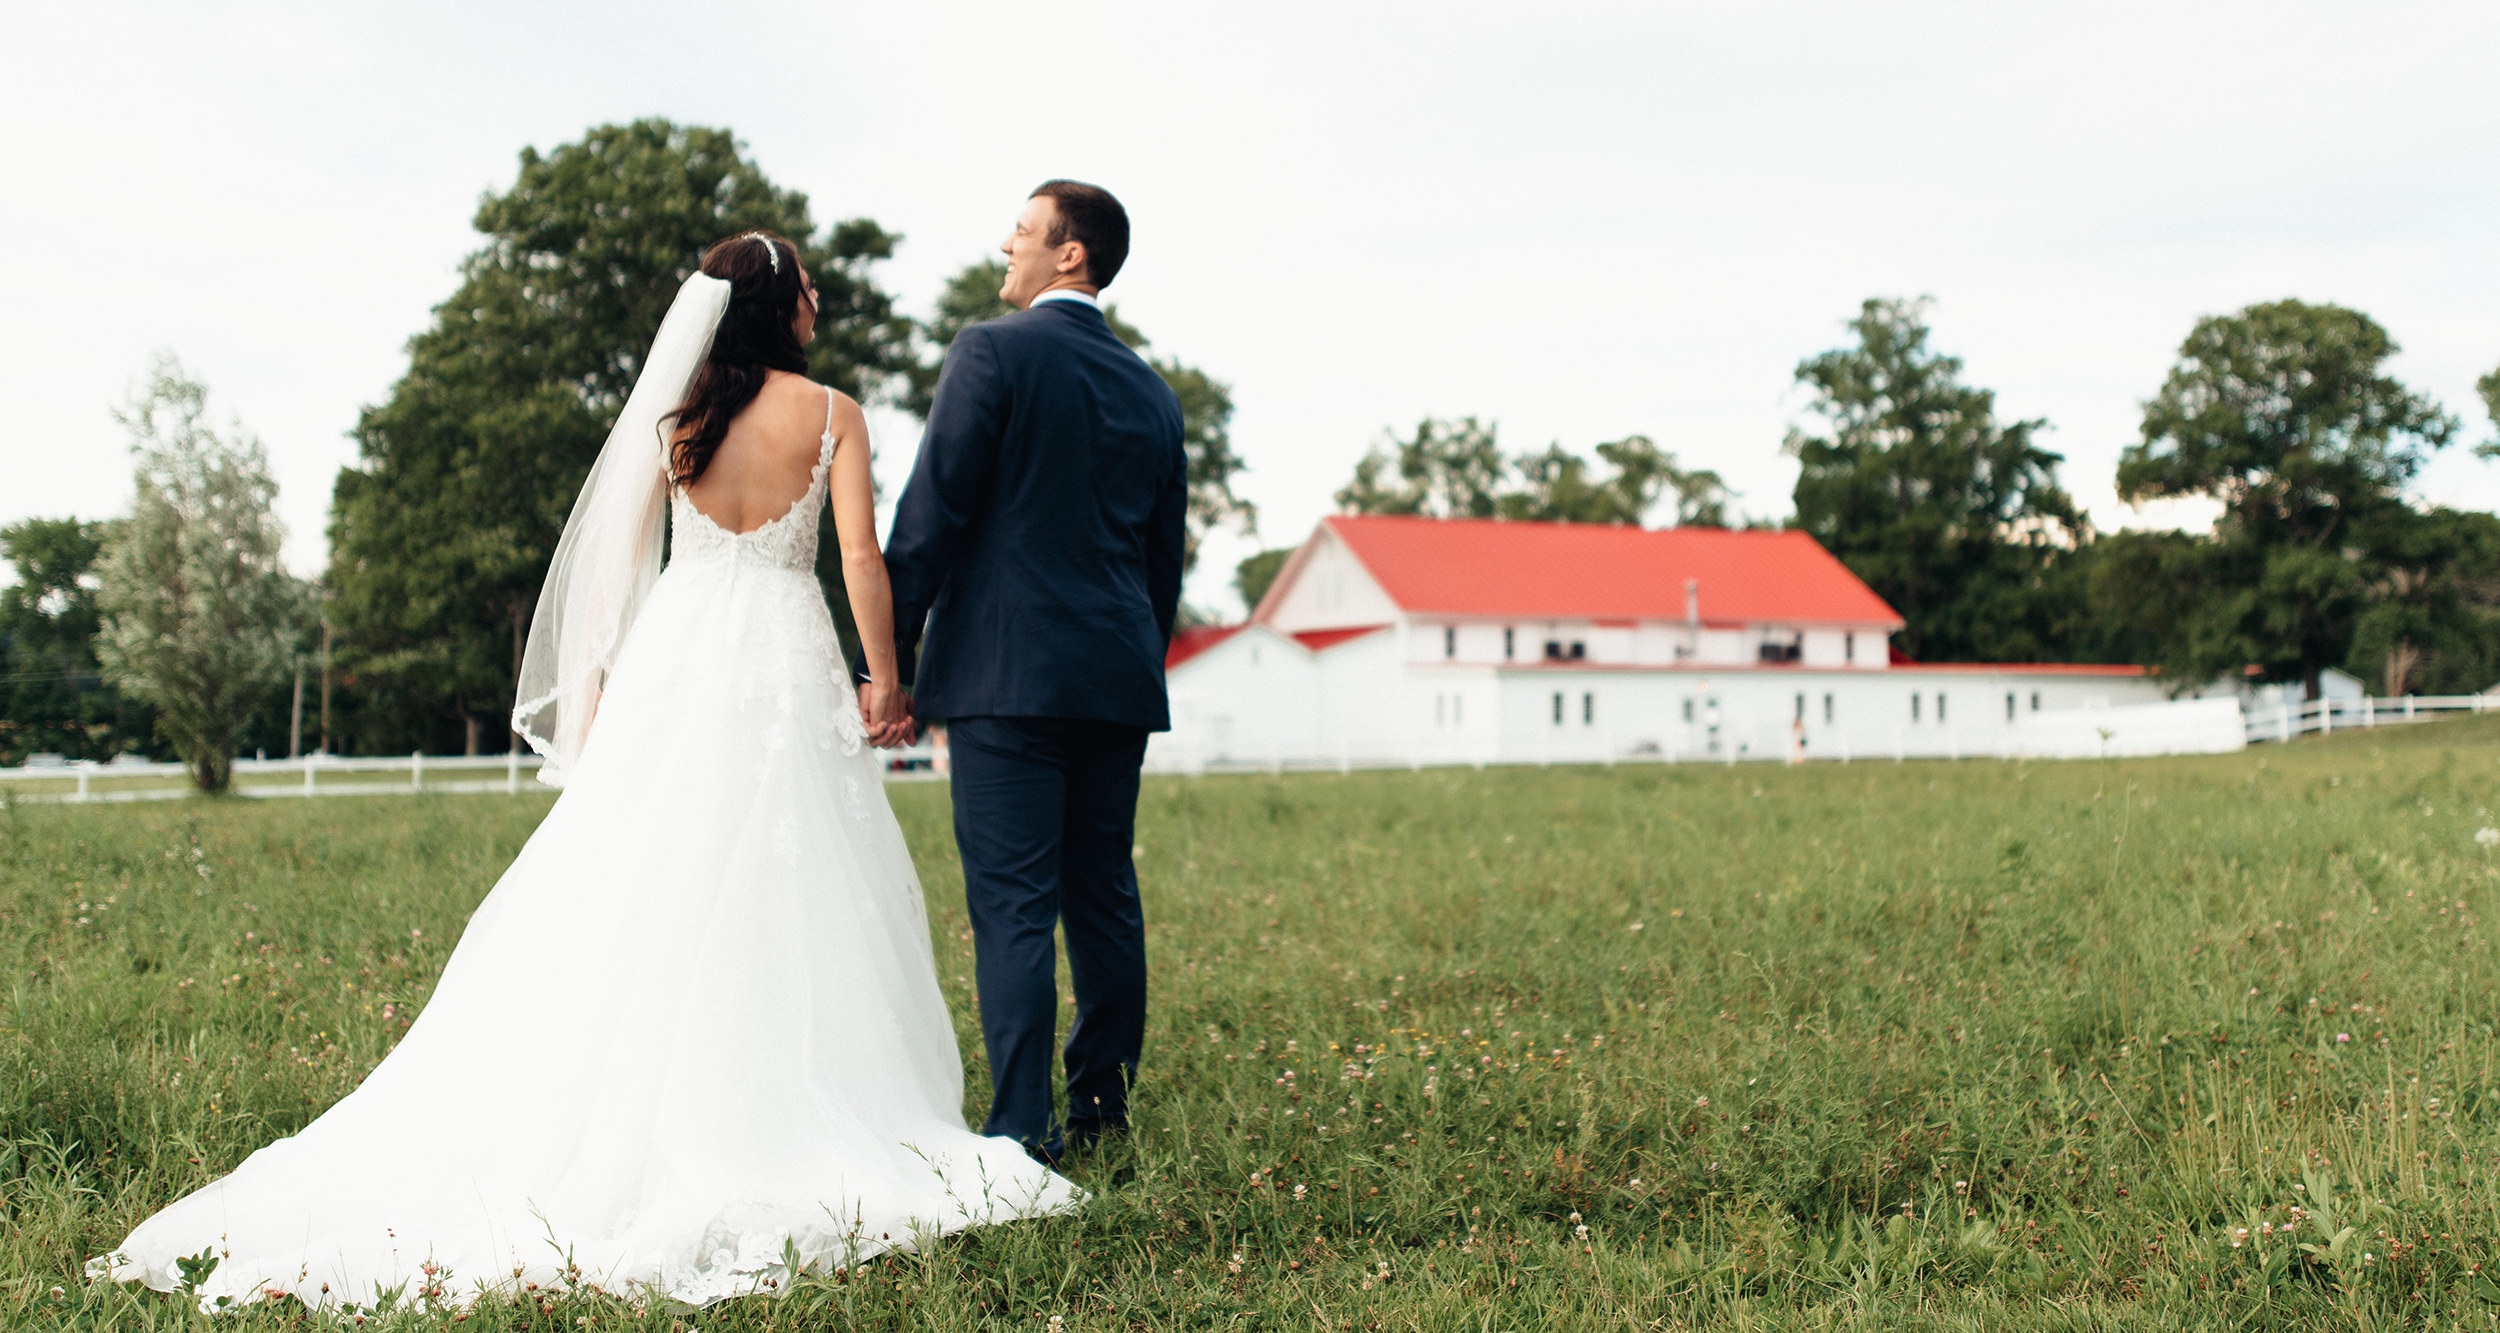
[
  {"x1": 7, "y1": 118, "x2": 2500, "y2": 782},
  {"x1": 0, "y1": 120, "x2": 1254, "y2": 784},
  {"x1": 1285, "y1": 298, "x2": 2500, "y2": 701}
]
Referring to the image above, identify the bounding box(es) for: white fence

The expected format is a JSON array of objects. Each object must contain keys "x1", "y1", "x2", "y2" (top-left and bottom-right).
[
  {"x1": 2243, "y1": 693, "x2": 2496, "y2": 744},
  {"x1": 0, "y1": 742, "x2": 944, "y2": 804}
]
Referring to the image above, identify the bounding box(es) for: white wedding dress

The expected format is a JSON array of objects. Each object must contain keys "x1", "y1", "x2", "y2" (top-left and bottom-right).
[{"x1": 92, "y1": 412, "x2": 1080, "y2": 1314}]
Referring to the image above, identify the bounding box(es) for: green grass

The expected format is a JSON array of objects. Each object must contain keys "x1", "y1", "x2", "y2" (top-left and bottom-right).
[{"x1": 7, "y1": 720, "x2": 2500, "y2": 1330}]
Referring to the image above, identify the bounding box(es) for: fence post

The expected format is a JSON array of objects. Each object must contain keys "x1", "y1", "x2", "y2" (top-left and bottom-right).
[
  {"x1": 2362, "y1": 696, "x2": 2373, "y2": 728},
  {"x1": 2406, "y1": 696, "x2": 2416, "y2": 720},
  {"x1": 76, "y1": 768, "x2": 90, "y2": 803},
  {"x1": 411, "y1": 751, "x2": 423, "y2": 792},
  {"x1": 2321, "y1": 699, "x2": 2331, "y2": 735},
  {"x1": 2280, "y1": 698, "x2": 2291, "y2": 741},
  {"x1": 304, "y1": 755, "x2": 316, "y2": 796},
  {"x1": 507, "y1": 747, "x2": 520, "y2": 795}
]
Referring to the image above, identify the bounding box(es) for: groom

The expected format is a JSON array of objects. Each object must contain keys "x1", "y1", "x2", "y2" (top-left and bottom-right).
[{"x1": 884, "y1": 180, "x2": 1187, "y2": 1163}]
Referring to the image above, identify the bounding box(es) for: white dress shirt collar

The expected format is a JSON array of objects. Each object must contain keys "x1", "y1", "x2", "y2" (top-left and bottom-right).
[{"x1": 1030, "y1": 288, "x2": 1101, "y2": 310}]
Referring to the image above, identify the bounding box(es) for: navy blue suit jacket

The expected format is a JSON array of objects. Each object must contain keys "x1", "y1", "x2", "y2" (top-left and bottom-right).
[{"x1": 885, "y1": 298, "x2": 1188, "y2": 731}]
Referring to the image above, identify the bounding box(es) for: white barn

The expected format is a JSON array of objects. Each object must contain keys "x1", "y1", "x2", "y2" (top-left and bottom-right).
[{"x1": 1148, "y1": 516, "x2": 2243, "y2": 772}]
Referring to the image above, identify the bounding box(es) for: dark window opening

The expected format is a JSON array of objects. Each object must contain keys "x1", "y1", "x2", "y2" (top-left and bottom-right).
[
  {"x1": 1443, "y1": 626, "x2": 1456, "y2": 659},
  {"x1": 2030, "y1": 690, "x2": 2041, "y2": 712},
  {"x1": 1911, "y1": 693, "x2": 1922, "y2": 722},
  {"x1": 1937, "y1": 693, "x2": 1947, "y2": 723},
  {"x1": 1822, "y1": 692, "x2": 1835, "y2": 724},
  {"x1": 1582, "y1": 692, "x2": 1595, "y2": 725},
  {"x1": 1502, "y1": 627, "x2": 1515, "y2": 660},
  {"x1": 2005, "y1": 692, "x2": 2016, "y2": 722},
  {"x1": 1551, "y1": 691, "x2": 1564, "y2": 725},
  {"x1": 1758, "y1": 636, "x2": 1803, "y2": 664},
  {"x1": 1794, "y1": 692, "x2": 1806, "y2": 723}
]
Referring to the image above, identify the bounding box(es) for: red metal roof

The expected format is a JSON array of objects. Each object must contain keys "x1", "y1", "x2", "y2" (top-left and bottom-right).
[
  {"x1": 1166, "y1": 623, "x2": 1392, "y2": 671},
  {"x1": 1890, "y1": 662, "x2": 2147, "y2": 676},
  {"x1": 1293, "y1": 625, "x2": 1388, "y2": 652},
  {"x1": 1165, "y1": 625, "x2": 1244, "y2": 670},
  {"x1": 1308, "y1": 516, "x2": 1904, "y2": 627}
]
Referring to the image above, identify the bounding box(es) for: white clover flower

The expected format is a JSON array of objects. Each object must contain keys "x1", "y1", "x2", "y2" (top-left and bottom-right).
[{"x1": 2477, "y1": 827, "x2": 2499, "y2": 849}]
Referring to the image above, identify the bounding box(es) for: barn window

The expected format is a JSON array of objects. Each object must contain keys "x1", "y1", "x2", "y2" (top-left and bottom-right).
[
  {"x1": 1937, "y1": 693, "x2": 1948, "y2": 723},
  {"x1": 2006, "y1": 692, "x2": 2016, "y2": 722},
  {"x1": 2030, "y1": 690, "x2": 2041, "y2": 712},
  {"x1": 1794, "y1": 692, "x2": 1806, "y2": 723},
  {"x1": 1911, "y1": 693, "x2": 1922, "y2": 722},
  {"x1": 1582, "y1": 692, "x2": 1595, "y2": 725},
  {"x1": 1443, "y1": 626, "x2": 1457, "y2": 659},
  {"x1": 1503, "y1": 627, "x2": 1515, "y2": 660},
  {"x1": 1822, "y1": 692, "x2": 1835, "y2": 724},
  {"x1": 1681, "y1": 697, "x2": 1694, "y2": 723},
  {"x1": 1552, "y1": 691, "x2": 1564, "y2": 725},
  {"x1": 1843, "y1": 632, "x2": 1855, "y2": 665}
]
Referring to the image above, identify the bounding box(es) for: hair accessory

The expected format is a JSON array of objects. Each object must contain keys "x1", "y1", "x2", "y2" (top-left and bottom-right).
[{"x1": 750, "y1": 233, "x2": 780, "y2": 273}]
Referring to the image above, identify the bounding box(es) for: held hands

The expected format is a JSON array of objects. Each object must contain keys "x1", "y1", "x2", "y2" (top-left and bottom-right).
[{"x1": 859, "y1": 679, "x2": 919, "y2": 750}]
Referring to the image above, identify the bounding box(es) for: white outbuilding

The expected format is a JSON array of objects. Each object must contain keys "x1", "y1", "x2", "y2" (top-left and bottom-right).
[{"x1": 1148, "y1": 516, "x2": 2243, "y2": 772}]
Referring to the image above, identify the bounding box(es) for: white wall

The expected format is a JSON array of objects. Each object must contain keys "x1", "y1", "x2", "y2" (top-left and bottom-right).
[
  {"x1": 1151, "y1": 627, "x2": 1321, "y2": 771},
  {"x1": 1154, "y1": 648, "x2": 2214, "y2": 772},
  {"x1": 1263, "y1": 531, "x2": 1400, "y2": 632}
]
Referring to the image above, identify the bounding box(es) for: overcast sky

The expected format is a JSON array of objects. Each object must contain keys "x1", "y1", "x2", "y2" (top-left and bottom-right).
[{"x1": 6, "y1": 2, "x2": 2497, "y2": 614}]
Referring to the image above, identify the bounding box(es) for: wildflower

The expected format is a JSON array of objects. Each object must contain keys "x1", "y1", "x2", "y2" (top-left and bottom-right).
[
  {"x1": 2477, "y1": 827, "x2": 2499, "y2": 848},
  {"x1": 1954, "y1": 1180, "x2": 1969, "y2": 1193},
  {"x1": 2337, "y1": 1033, "x2": 2352, "y2": 1044},
  {"x1": 1695, "y1": 1096, "x2": 1709, "y2": 1108},
  {"x1": 2232, "y1": 1228, "x2": 2248, "y2": 1247},
  {"x1": 1227, "y1": 1253, "x2": 1243, "y2": 1275},
  {"x1": 1293, "y1": 1183, "x2": 1308, "y2": 1202}
]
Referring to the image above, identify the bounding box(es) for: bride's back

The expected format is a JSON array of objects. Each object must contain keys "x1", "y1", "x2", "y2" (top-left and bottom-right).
[{"x1": 678, "y1": 371, "x2": 830, "y2": 534}]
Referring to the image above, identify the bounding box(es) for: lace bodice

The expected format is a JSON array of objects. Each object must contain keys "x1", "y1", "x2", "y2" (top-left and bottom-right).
[{"x1": 666, "y1": 387, "x2": 835, "y2": 575}]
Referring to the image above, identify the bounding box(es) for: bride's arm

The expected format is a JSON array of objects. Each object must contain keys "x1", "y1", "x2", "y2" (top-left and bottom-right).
[{"x1": 826, "y1": 392, "x2": 909, "y2": 746}]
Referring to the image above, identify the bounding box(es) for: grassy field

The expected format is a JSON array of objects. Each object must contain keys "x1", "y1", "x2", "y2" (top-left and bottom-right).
[{"x1": 7, "y1": 720, "x2": 2500, "y2": 1330}]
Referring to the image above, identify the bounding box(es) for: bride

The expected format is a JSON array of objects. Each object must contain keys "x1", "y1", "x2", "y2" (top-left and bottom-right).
[{"x1": 89, "y1": 231, "x2": 1081, "y2": 1313}]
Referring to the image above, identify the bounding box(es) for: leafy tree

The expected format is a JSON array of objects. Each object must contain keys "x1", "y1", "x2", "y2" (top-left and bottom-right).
[
  {"x1": 909, "y1": 259, "x2": 1253, "y2": 572},
  {"x1": 0, "y1": 518, "x2": 157, "y2": 764},
  {"x1": 1498, "y1": 435, "x2": 1728, "y2": 526},
  {"x1": 2481, "y1": 361, "x2": 2500, "y2": 451},
  {"x1": 2342, "y1": 507, "x2": 2500, "y2": 696},
  {"x1": 1233, "y1": 547, "x2": 1292, "y2": 615},
  {"x1": 1786, "y1": 298, "x2": 2085, "y2": 663},
  {"x1": 1335, "y1": 418, "x2": 1508, "y2": 518},
  {"x1": 94, "y1": 361, "x2": 307, "y2": 792},
  {"x1": 1338, "y1": 420, "x2": 1728, "y2": 532},
  {"x1": 2116, "y1": 299, "x2": 2458, "y2": 697},
  {"x1": 327, "y1": 120, "x2": 910, "y2": 754}
]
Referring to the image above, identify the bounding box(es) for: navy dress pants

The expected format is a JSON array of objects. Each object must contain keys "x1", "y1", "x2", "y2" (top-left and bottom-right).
[{"x1": 946, "y1": 716, "x2": 1149, "y2": 1153}]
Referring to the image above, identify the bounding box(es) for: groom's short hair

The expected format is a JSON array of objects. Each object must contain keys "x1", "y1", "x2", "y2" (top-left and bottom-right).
[{"x1": 1031, "y1": 180, "x2": 1129, "y2": 288}]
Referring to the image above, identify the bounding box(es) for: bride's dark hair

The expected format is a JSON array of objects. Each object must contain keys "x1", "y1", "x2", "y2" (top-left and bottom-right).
[{"x1": 666, "y1": 231, "x2": 811, "y2": 486}]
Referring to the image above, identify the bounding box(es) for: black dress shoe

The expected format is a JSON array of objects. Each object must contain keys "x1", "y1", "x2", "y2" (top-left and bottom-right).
[{"x1": 1062, "y1": 1119, "x2": 1127, "y2": 1153}]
